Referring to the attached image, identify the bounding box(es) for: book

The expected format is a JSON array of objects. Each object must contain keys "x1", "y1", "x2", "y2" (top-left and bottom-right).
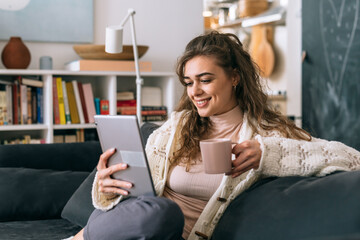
[
  {"x1": 36, "y1": 87, "x2": 43, "y2": 124},
  {"x1": 52, "y1": 78, "x2": 60, "y2": 124},
  {"x1": 142, "y1": 115, "x2": 167, "y2": 122},
  {"x1": 20, "y1": 84, "x2": 28, "y2": 124},
  {"x1": 118, "y1": 106, "x2": 167, "y2": 116},
  {"x1": 77, "y1": 82, "x2": 89, "y2": 123},
  {"x1": 0, "y1": 90, "x2": 6, "y2": 125},
  {"x1": 20, "y1": 77, "x2": 44, "y2": 88},
  {"x1": 76, "y1": 129, "x2": 85, "y2": 142},
  {"x1": 94, "y1": 97, "x2": 100, "y2": 115},
  {"x1": 62, "y1": 81, "x2": 71, "y2": 124},
  {"x1": 12, "y1": 81, "x2": 19, "y2": 124},
  {"x1": 82, "y1": 83, "x2": 96, "y2": 123},
  {"x1": 65, "y1": 134, "x2": 77, "y2": 143},
  {"x1": 65, "y1": 60, "x2": 152, "y2": 72},
  {"x1": 26, "y1": 87, "x2": 32, "y2": 124},
  {"x1": 53, "y1": 135, "x2": 64, "y2": 143},
  {"x1": 66, "y1": 81, "x2": 80, "y2": 124},
  {"x1": 100, "y1": 100, "x2": 109, "y2": 115},
  {"x1": 56, "y1": 77, "x2": 66, "y2": 125},
  {"x1": 31, "y1": 87, "x2": 37, "y2": 124},
  {"x1": 0, "y1": 79, "x2": 12, "y2": 85},
  {"x1": 72, "y1": 80, "x2": 85, "y2": 124},
  {"x1": 117, "y1": 91, "x2": 135, "y2": 100},
  {"x1": 5, "y1": 85, "x2": 12, "y2": 125},
  {"x1": 117, "y1": 99, "x2": 136, "y2": 107}
]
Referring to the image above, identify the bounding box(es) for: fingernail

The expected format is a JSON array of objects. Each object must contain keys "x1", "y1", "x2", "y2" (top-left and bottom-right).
[
  {"x1": 121, "y1": 163, "x2": 127, "y2": 168},
  {"x1": 126, "y1": 183, "x2": 132, "y2": 188},
  {"x1": 123, "y1": 191, "x2": 128, "y2": 196},
  {"x1": 111, "y1": 148, "x2": 116, "y2": 152}
]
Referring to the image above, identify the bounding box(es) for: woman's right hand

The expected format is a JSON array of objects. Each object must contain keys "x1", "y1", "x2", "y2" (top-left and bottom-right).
[{"x1": 96, "y1": 148, "x2": 133, "y2": 196}]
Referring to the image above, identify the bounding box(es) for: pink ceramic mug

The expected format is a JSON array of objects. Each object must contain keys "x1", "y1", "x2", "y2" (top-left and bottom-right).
[{"x1": 200, "y1": 138, "x2": 232, "y2": 174}]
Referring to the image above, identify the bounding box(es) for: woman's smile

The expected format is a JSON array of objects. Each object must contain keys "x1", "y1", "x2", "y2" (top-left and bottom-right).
[{"x1": 184, "y1": 56, "x2": 238, "y2": 117}]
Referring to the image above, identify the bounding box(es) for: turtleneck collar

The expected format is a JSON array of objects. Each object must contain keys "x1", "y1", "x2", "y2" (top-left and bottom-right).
[{"x1": 209, "y1": 105, "x2": 243, "y2": 129}]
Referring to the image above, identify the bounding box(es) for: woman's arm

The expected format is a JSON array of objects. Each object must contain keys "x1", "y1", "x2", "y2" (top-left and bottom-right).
[
  {"x1": 255, "y1": 136, "x2": 360, "y2": 177},
  {"x1": 92, "y1": 148, "x2": 133, "y2": 211}
]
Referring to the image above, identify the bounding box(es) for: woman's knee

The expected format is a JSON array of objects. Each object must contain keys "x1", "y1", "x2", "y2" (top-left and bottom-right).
[
  {"x1": 84, "y1": 196, "x2": 184, "y2": 240},
  {"x1": 134, "y1": 196, "x2": 184, "y2": 238}
]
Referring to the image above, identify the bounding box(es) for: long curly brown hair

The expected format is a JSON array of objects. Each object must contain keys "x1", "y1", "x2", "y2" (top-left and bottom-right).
[{"x1": 172, "y1": 31, "x2": 311, "y2": 168}]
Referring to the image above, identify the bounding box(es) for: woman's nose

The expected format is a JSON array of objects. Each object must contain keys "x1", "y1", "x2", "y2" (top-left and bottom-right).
[{"x1": 191, "y1": 82, "x2": 203, "y2": 96}]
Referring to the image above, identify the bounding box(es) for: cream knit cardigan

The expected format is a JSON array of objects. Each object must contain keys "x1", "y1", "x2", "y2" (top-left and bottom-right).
[{"x1": 92, "y1": 110, "x2": 360, "y2": 240}]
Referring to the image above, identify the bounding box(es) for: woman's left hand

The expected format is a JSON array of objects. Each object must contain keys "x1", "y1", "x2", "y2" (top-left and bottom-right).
[{"x1": 229, "y1": 140, "x2": 262, "y2": 178}]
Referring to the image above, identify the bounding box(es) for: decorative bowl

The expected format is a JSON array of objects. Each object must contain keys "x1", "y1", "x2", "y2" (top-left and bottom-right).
[{"x1": 73, "y1": 44, "x2": 149, "y2": 60}]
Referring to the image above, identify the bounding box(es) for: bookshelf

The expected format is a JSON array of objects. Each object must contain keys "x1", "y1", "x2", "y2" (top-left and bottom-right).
[{"x1": 0, "y1": 69, "x2": 180, "y2": 144}]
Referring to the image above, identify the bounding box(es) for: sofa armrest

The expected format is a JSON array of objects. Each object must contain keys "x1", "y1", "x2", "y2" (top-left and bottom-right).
[
  {"x1": 212, "y1": 170, "x2": 360, "y2": 240},
  {"x1": 0, "y1": 142, "x2": 101, "y2": 171}
]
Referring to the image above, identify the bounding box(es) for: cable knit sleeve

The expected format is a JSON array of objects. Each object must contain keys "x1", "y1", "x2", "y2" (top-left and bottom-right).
[
  {"x1": 91, "y1": 171, "x2": 123, "y2": 211},
  {"x1": 255, "y1": 135, "x2": 360, "y2": 177}
]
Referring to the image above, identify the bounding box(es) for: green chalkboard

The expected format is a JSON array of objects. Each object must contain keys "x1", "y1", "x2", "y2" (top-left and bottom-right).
[{"x1": 302, "y1": 0, "x2": 360, "y2": 150}]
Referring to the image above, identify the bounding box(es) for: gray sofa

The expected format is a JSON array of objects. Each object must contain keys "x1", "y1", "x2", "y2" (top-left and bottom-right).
[{"x1": 1, "y1": 123, "x2": 360, "y2": 240}]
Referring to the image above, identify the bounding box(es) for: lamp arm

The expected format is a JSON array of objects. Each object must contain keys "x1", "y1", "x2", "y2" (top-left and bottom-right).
[
  {"x1": 120, "y1": 8, "x2": 135, "y2": 27},
  {"x1": 128, "y1": 10, "x2": 143, "y2": 124}
]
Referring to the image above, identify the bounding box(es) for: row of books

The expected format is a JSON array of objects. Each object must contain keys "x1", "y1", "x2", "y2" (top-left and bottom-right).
[
  {"x1": 117, "y1": 98, "x2": 168, "y2": 122},
  {"x1": 2, "y1": 135, "x2": 45, "y2": 145},
  {"x1": 53, "y1": 77, "x2": 109, "y2": 125},
  {"x1": 0, "y1": 77, "x2": 44, "y2": 125},
  {"x1": 54, "y1": 129, "x2": 98, "y2": 143}
]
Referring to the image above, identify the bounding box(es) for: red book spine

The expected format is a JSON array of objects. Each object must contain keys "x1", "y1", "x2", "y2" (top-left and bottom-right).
[
  {"x1": 100, "y1": 100, "x2": 109, "y2": 115},
  {"x1": 117, "y1": 99, "x2": 136, "y2": 107},
  {"x1": 77, "y1": 82, "x2": 89, "y2": 123}
]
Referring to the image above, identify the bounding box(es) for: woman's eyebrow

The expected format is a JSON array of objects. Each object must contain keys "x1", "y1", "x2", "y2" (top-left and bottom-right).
[{"x1": 184, "y1": 72, "x2": 215, "y2": 79}]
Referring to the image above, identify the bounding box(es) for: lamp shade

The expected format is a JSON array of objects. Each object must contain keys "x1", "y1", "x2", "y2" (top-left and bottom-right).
[{"x1": 105, "y1": 25, "x2": 123, "y2": 53}]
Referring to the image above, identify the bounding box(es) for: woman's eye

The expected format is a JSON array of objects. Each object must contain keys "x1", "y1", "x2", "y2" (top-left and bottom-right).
[
  {"x1": 184, "y1": 82, "x2": 193, "y2": 86},
  {"x1": 201, "y1": 79, "x2": 212, "y2": 83}
]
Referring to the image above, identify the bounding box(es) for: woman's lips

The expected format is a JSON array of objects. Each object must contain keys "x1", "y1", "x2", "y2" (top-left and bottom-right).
[{"x1": 195, "y1": 98, "x2": 210, "y2": 108}]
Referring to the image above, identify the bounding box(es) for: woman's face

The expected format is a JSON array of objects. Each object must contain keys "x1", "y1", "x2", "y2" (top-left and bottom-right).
[{"x1": 184, "y1": 56, "x2": 238, "y2": 117}]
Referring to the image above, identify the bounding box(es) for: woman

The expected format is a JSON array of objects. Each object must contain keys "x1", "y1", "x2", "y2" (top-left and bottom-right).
[{"x1": 72, "y1": 31, "x2": 360, "y2": 240}]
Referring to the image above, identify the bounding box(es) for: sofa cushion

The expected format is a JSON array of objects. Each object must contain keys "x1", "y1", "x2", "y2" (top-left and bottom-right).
[
  {"x1": 61, "y1": 168, "x2": 96, "y2": 227},
  {"x1": 212, "y1": 170, "x2": 360, "y2": 240},
  {"x1": 0, "y1": 142, "x2": 101, "y2": 171},
  {"x1": 0, "y1": 168, "x2": 89, "y2": 221},
  {"x1": 0, "y1": 219, "x2": 81, "y2": 240}
]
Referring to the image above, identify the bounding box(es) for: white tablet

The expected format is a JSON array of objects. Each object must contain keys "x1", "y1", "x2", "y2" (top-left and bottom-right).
[{"x1": 94, "y1": 115, "x2": 155, "y2": 197}]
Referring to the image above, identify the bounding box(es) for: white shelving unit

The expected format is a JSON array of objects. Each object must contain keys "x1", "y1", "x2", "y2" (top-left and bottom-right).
[{"x1": 0, "y1": 69, "x2": 180, "y2": 144}]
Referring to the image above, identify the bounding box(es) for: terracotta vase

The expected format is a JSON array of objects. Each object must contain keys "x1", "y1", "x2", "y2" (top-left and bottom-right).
[{"x1": 1, "y1": 37, "x2": 31, "y2": 69}]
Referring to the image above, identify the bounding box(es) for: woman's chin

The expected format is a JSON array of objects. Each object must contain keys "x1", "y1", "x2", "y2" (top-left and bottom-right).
[{"x1": 197, "y1": 110, "x2": 211, "y2": 117}]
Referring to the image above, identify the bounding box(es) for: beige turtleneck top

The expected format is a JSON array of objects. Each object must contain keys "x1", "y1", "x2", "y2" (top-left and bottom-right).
[{"x1": 163, "y1": 106, "x2": 243, "y2": 239}]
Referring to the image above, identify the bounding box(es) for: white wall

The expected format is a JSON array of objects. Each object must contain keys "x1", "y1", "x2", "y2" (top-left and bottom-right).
[
  {"x1": 0, "y1": 0, "x2": 204, "y2": 72},
  {"x1": 286, "y1": 0, "x2": 302, "y2": 120},
  {"x1": 265, "y1": 25, "x2": 287, "y2": 92}
]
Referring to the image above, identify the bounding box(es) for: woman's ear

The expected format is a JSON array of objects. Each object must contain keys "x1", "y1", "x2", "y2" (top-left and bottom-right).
[{"x1": 232, "y1": 71, "x2": 240, "y2": 87}]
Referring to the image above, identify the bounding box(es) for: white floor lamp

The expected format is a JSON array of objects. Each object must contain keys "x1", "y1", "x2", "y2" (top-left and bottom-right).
[{"x1": 105, "y1": 8, "x2": 143, "y2": 124}]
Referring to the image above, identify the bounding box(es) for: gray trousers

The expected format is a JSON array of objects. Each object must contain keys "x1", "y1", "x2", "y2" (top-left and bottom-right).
[{"x1": 84, "y1": 196, "x2": 184, "y2": 240}]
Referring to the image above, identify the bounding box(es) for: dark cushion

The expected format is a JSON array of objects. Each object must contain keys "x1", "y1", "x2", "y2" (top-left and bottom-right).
[
  {"x1": 0, "y1": 168, "x2": 89, "y2": 221},
  {"x1": 212, "y1": 170, "x2": 360, "y2": 240},
  {"x1": 61, "y1": 168, "x2": 96, "y2": 227},
  {"x1": 0, "y1": 219, "x2": 82, "y2": 240},
  {"x1": 0, "y1": 142, "x2": 101, "y2": 171},
  {"x1": 140, "y1": 122, "x2": 160, "y2": 146}
]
